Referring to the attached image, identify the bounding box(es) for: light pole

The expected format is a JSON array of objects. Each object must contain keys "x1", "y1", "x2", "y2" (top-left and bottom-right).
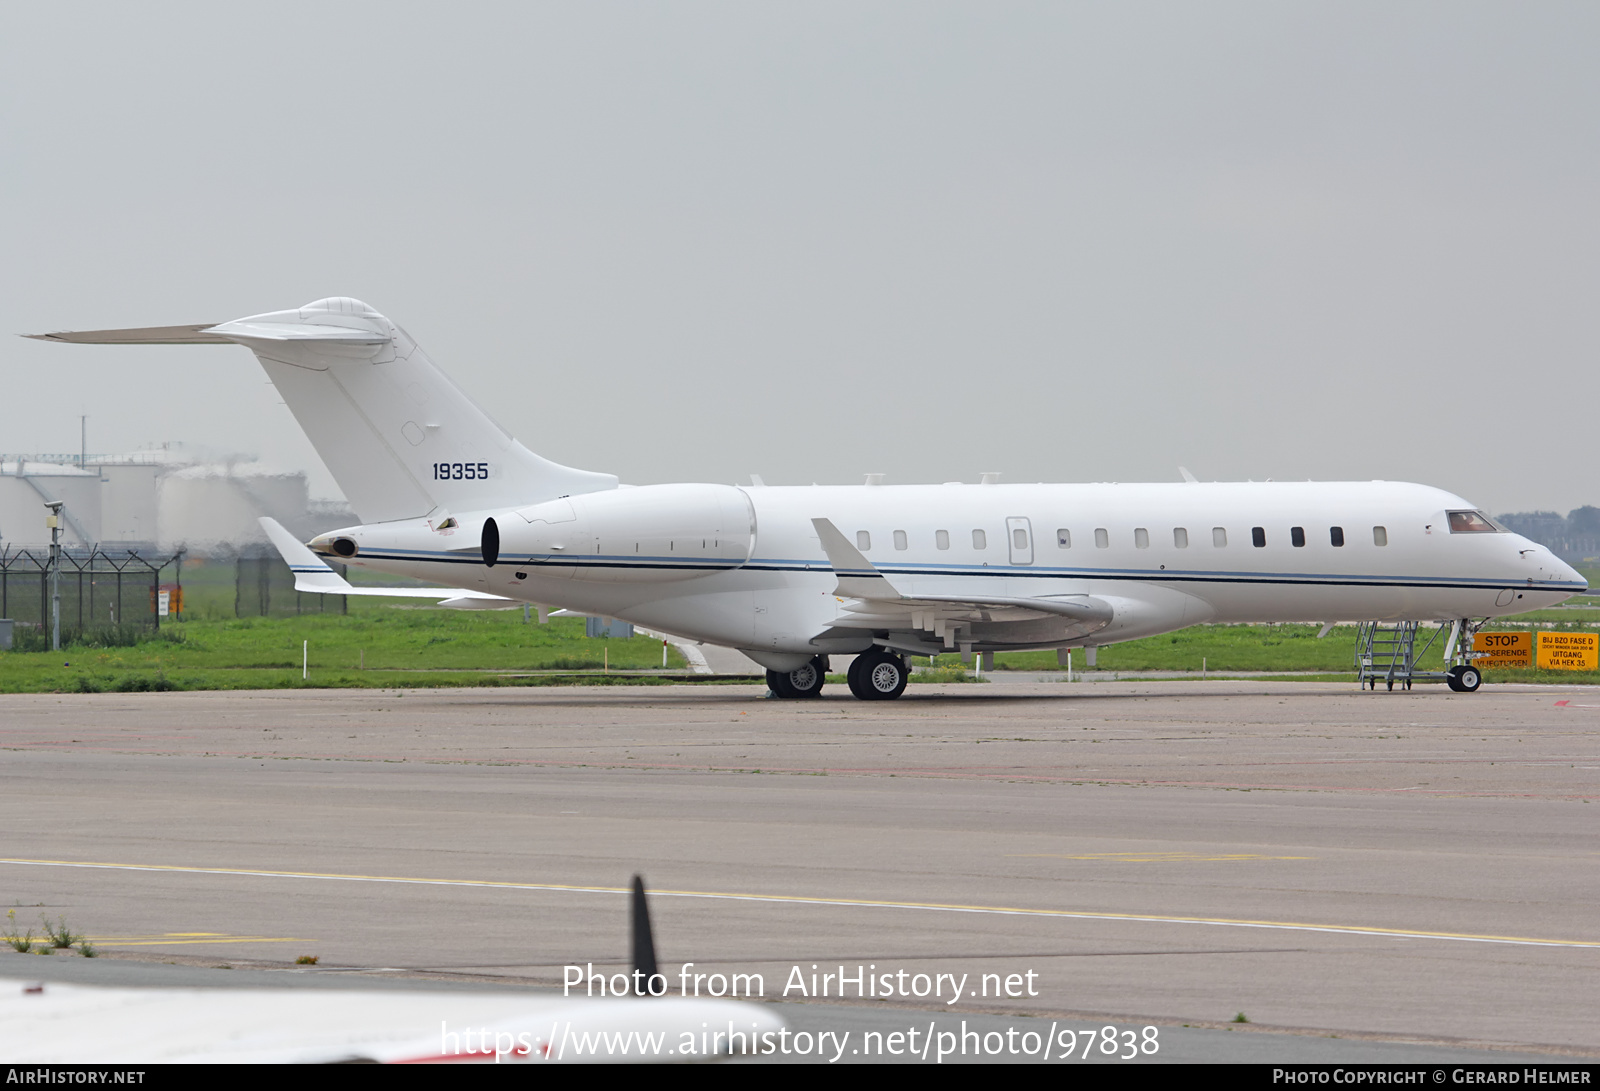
[{"x1": 44, "y1": 501, "x2": 63, "y2": 652}]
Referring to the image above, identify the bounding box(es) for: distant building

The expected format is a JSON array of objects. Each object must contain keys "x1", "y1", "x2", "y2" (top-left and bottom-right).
[{"x1": 0, "y1": 449, "x2": 353, "y2": 555}]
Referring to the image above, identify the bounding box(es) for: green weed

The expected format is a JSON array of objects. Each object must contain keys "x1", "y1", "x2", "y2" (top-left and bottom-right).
[
  {"x1": 3, "y1": 910, "x2": 32, "y2": 953},
  {"x1": 41, "y1": 914, "x2": 81, "y2": 949}
]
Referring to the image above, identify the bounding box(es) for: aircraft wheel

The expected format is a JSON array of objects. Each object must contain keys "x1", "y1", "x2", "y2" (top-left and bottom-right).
[
  {"x1": 766, "y1": 669, "x2": 797, "y2": 698},
  {"x1": 849, "y1": 650, "x2": 908, "y2": 700},
  {"x1": 1446, "y1": 665, "x2": 1482, "y2": 693},
  {"x1": 768, "y1": 658, "x2": 826, "y2": 698},
  {"x1": 846, "y1": 654, "x2": 869, "y2": 697},
  {"x1": 786, "y1": 658, "x2": 825, "y2": 698}
]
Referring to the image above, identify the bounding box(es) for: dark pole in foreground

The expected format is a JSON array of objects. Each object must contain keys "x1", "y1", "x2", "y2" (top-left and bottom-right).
[{"x1": 630, "y1": 874, "x2": 658, "y2": 997}]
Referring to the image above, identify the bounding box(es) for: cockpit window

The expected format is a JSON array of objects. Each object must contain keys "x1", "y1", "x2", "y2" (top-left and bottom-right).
[{"x1": 1447, "y1": 510, "x2": 1500, "y2": 534}]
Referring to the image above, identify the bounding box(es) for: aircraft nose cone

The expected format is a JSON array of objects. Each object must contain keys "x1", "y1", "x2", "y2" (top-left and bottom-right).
[{"x1": 1553, "y1": 556, "x2": 1587, "y2": 592}]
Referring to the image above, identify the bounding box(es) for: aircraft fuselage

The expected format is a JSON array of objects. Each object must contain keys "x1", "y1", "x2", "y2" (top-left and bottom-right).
[{"x1": 314, "y1": 479, "x2": 1585, "y2": 665}]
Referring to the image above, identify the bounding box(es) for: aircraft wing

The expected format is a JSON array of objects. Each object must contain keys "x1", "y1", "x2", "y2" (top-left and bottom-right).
[
  {"x1": 2, "y1": 982, "x2": 779, "y2": 1064},
  {"x1": 3, "y1": 877, "x2": 780, "y2": 1063},
  {"x1": 259, "y1": 517, "x2": 519, "y2": 610},
  {"x1": 810, "y1": 517, "x2": 1113, "y2": 647}
]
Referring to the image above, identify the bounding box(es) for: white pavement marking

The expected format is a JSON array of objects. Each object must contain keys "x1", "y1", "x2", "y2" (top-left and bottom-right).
[{"x1": 3, "y1": 857, "x2": 1597, "y2": 951}]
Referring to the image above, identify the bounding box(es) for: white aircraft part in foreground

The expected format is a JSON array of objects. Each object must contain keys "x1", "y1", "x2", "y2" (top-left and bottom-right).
[
  {"x1": 1, "y1": 879, "x2": 782, "y2": 1064},
  {"x1": 32, "y1": 297, "x2": 1586, "y2": 699},
  {"x1": 2, "y1": 984, "x2": 781, "y2": 1064}
]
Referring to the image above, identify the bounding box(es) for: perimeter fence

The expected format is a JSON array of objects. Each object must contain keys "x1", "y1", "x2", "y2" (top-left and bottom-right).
[
  {"x1": 0, "y1": 547, "x2": 183, "y2": 648},
  {"x1": 0, "y1": 547, "x2": 349, "y2": 646}
]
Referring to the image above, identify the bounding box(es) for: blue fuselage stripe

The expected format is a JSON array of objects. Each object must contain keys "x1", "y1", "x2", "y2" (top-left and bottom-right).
[{"x1": 340, "y1": 548, "x2": 1581, "y2": 594}]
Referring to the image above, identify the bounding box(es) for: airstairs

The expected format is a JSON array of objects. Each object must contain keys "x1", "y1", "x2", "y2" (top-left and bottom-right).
[{"x1": 1354, "y1": 621, "x2": 1453, "y2": 690}]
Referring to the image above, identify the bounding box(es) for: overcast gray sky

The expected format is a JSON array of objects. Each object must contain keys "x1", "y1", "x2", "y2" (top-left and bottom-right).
[{"x1": 4, "y1": 2, "x2": 1597, "y2": 515}]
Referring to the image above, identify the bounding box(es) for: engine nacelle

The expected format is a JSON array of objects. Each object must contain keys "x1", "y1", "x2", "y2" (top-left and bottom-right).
[{"x1": 488, "y1": 483, "x2": 755, "y2": 582}]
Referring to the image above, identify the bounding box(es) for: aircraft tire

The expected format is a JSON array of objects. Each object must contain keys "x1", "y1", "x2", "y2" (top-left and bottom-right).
[
  {"x1": 766, "y1": 670, "x2": 798, "y2": 698},
  {"x1": 1446, "y1": 664, "x2": 1482, "y2": 693},
  {"x1": 787, "y1": 658, "x2": 825, "y2": 698},
  {"x1": 848, "y1": 650, "x2": 908, "y2": 700},
  {"x1": 768, "y1": 659, "x2": 825, "y2": 698},
  {"x1": 846, "y1": 654, "x2": 870, "y2": 698}
]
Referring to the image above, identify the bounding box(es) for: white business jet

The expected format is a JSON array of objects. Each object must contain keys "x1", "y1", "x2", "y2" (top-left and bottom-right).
[{"x1": 31, "y1": 297, "x2": 1585, "y2": 699}]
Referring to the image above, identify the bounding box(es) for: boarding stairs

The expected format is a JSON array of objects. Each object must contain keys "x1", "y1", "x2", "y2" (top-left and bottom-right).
[{"x1": 1354, "y1": 621, "x2": 1454, "y2": 690}]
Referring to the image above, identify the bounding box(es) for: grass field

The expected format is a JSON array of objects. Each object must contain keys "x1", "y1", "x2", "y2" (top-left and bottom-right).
[
  {"x1": 1, "y1": 566, "x2": 1595, "y2": 692},
  {"x1": 0, "y1": 605, "x2": 690, "y2": 693}
]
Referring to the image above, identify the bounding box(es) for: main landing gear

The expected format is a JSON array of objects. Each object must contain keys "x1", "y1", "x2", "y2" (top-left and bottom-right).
[
  {"x1": 847, "y1": 649, "x2": 909, "y2": 701},
  {"x1": 766, "y1": 656, "x2": 826, "y2": 699},
  {"x1": 766, "y1": 649, "x2": 912, "y2": 700}
]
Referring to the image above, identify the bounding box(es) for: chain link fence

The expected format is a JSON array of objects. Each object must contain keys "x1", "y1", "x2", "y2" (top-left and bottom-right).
[
  {"x1": 232, "y1": 552, "x2": 347, "y2": 618},
  {"x1": 0, "y1": 547, "x2": 349, "y2": 645},
  {"x1": 0, "y1": 547, "x2": 184, "y2": 645}
]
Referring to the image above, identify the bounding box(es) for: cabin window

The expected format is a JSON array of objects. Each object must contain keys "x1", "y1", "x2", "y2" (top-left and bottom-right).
[
  {"x1": 1013, "y1": 528, "x2": 1028, "y2": 550},
  {"x1": 1056, "y1": 529, "x2": 1071, "y2": 548},
  {"x1": 1373, "y1": 526, "x2": 1388, "y2": 546},
  {"x1": 1212, "y1": 527, "x2": 1227, "y2": 547},
  {"x1": 1448, "y1": 510, "x2": 1500, "y2": 533},
  {"x1": 972, "y1": 529, "x2": 987, "y2": 549},
  {"x1": 1330, "y1": 526, "x2": 1345, "y2": 547},
  {"x1": 935, "y1": 529, "x2": 950, "y2": 550},
  {"x1": 856, "y1": 530, "x2": 871, "y2": 551},
  {"x1": 1094, "y1": 528, "x2": 1109, "y2": 549},
  {"x1": 1252, "y1": 526, "x2": 1266, "y2": 548},
  {"x1": 1290, "y1": 526, "x2": 1306, "y2": 547},
  {"x1": 893, "y1": 530, "x2": 908, "y2": 550},
  {"x1": 1134, "y1": 527, "x2": 1149, "y2": 549},
  {"x1": 1173, "y1": 527, "x2": 1189, "y2": 548}
]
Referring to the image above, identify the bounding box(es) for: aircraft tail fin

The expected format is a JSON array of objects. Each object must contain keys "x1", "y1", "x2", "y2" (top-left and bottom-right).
[{"x1": 35, "y1": 298, "x2": 617, "y2": 524}]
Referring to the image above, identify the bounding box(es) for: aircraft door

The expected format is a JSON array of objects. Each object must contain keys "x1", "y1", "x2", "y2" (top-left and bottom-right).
[{"x1": 1006, "y1": 516, "x2": 1034, "y2": 566}]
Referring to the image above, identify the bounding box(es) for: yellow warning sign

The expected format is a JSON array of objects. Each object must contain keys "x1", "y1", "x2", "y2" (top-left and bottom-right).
[
  {"x1": 1537, "y1": 631, "x2": 1599, "y2": 671},
  {"x1": 1472, "y1": 631, "x2": 1531, "y2": 669}
]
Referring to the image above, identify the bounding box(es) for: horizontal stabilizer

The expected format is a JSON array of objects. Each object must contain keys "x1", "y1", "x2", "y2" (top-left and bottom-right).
[{"x1": 25, "y1": 324, "x2": 229, "y2": 345}]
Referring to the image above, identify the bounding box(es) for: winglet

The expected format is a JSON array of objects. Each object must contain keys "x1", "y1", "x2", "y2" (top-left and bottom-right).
[
  {"x1": 811, "y1": 518, "x2": 902, "y2": 599},
  {"x1": 260, "y1": 517, "x2": 355, "y2": 593}
]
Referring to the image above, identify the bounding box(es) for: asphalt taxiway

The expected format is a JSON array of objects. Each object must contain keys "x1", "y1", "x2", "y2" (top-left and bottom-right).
[{"x1": 1, "y1": 681, "x2": 1595, "y2": 1062}]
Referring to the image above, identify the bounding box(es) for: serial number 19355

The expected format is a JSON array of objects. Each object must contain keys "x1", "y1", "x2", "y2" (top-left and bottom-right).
[{"x1": 433, "y1": 462, "x2": 489, "y2": 480}]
